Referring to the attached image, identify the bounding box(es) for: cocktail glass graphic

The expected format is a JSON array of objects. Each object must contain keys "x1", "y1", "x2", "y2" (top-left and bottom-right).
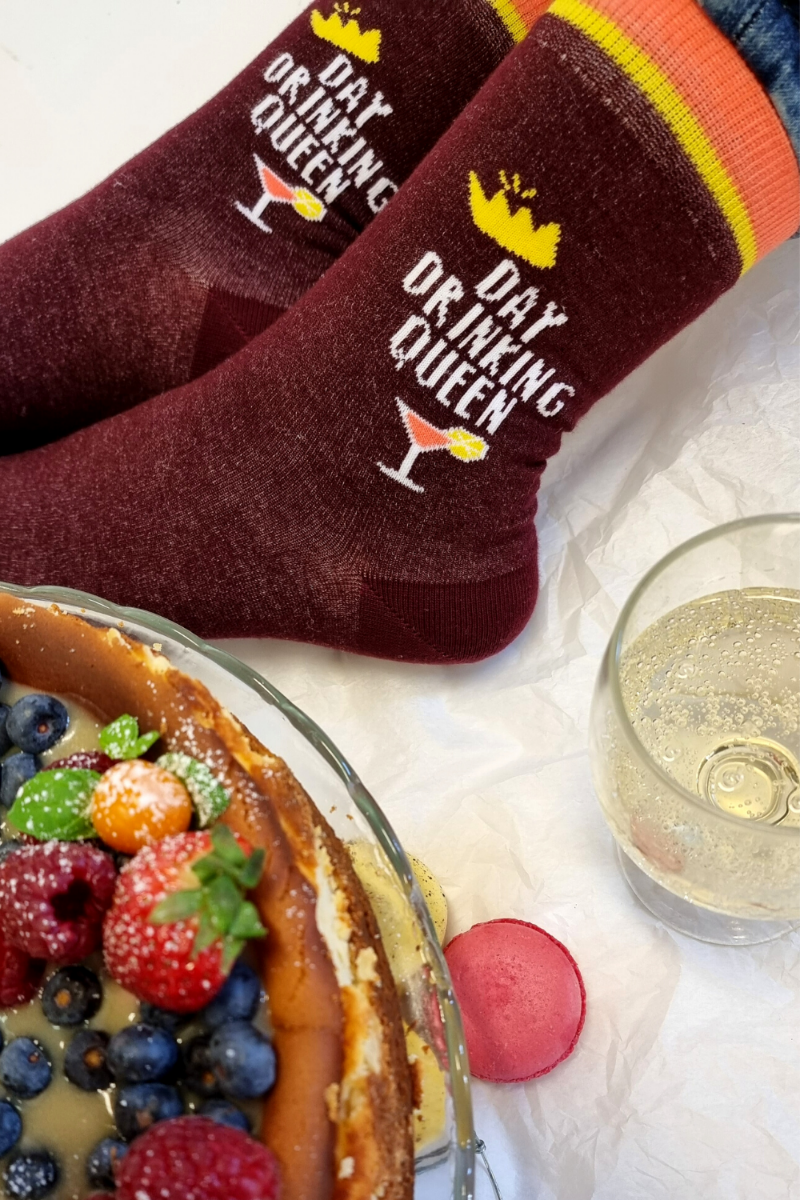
[
  {"x1": 378, "y1": 399, "x2": 488, "y2": 493},
  {"x1": 235, "y1": 155, "x2": 326, "y2": 233}
]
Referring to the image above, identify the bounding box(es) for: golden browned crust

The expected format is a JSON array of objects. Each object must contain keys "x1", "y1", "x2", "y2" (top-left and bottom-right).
[
  {"x1": 0, "y1": 595, "x2": 413, "y2": 1200},
  {"x1": 250, "y1": 745, "x2": 414, "y2": 1200}
]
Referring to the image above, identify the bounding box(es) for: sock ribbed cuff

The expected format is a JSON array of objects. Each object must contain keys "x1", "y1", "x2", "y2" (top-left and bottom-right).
[
  {"x1": 488, "y1": 0, "x2": 553, "y2": 41},
  {"x1": 548, "y1": 0, "x2": 800, "y2": 268}
]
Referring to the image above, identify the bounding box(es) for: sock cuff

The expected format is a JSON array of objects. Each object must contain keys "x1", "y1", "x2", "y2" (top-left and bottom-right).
[
  {"x1": 488, "y1": 0, "x2": 552, "y2": 41},
  {"x1": 547, "y1": 0, "x2": 800, "y2": 270}
]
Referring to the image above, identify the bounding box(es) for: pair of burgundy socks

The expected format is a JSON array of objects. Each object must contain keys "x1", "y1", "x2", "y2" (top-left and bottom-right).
[
  {"x1": 0, "y1": 0, "x2": 798, "y2": 662},
  {"x1": 0, "y1": 0, "x2": 519, "y2": 452}
]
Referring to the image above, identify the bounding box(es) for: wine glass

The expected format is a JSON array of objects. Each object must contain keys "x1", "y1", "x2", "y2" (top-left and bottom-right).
[{"x1": 590, "y1": 515, "x2": 800, "y2": 944}]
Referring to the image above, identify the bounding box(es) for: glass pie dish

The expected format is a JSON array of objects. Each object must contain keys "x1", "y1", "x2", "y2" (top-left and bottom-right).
[{"x1": 0, "y1": 581, "x2": 475, "y2": 1200}]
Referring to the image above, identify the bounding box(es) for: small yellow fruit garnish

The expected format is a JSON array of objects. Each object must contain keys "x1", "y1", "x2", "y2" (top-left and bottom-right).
[
  {"x1": 292, "y1": 189, "x2": 325, "y2": 221},
  {"x1": 446, "y1": 428, "x2": 488, "y2": 462},
  {"x1": 91, "y1": 760, "x2": 193, "y2": 853}
]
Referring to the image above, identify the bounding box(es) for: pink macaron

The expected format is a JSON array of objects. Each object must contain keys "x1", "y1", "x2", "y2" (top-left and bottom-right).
[{"x1": 444, "y1": 919, "x2": 586, "y2": 1083}]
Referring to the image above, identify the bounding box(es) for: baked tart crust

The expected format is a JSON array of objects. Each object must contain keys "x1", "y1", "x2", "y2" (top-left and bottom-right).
[{"x1": 0, "y1": 593, "x2": 414, "y2": 1200}]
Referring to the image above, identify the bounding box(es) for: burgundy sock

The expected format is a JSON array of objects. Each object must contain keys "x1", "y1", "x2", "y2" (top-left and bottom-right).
[
  {"x1": 0, "y1": 0, "x2": 532, "y2": 454},
  {"x1": 1, "y1": 0, "x2": 797, "y2": 661}
]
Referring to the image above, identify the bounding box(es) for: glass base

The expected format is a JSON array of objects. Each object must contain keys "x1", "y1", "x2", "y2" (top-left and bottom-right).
[{"x1": 616, "y1": 846, "x2": 800, "y2": 945}]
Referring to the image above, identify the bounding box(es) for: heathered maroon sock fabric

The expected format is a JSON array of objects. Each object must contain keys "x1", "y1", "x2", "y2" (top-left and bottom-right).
[
  {"x1": 0, "y1": 1, "x2": 797, "y2": 661},
  {"x1": 0, "y1": 0, "x2": 520, "y2": 454}
]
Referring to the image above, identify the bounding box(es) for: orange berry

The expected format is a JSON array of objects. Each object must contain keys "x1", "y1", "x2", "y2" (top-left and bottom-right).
[{"x1": 91, "y1": 760, "x2": 193, "y2": 854}]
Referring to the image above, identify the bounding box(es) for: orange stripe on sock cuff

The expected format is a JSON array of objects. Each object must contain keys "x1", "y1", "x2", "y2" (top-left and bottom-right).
[
  {"x1": 550, "y1": 0, "x2": 799, "y2": 269},
  {"x1": 490, "y1": 0, "x2": 552, "y2": 41}
]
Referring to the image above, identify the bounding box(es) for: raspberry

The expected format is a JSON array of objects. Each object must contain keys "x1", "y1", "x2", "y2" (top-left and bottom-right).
[
  {"x1": 0, "y1": 928, "x2": 44, "y2": 1007},
  {"x1": 0, "y1": 842, "x2": 116, "y2": 963},
  {"x1": 45, "y1": 751, "x2": 116, "y2": 773},
  {"x1": 115, "y1": 1115, "x2": 280, "y2": 1200}
]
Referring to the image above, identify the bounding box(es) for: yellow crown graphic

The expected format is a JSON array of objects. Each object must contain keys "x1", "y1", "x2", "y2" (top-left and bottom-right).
[
  {"x1": 469, "y1": 170, "x2": 560, "y2": 269},
  {"x1": 310, "y1": 3, "x2": 382, "y2": 63}
]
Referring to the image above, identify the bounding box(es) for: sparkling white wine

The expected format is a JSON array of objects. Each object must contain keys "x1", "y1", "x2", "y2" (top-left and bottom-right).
[
  {"x1": 596, "y1": 588, "x2": 800, "y2": 919},
  {"x1": 621, "y1": 588, "x2": 800, "y2": 824}
]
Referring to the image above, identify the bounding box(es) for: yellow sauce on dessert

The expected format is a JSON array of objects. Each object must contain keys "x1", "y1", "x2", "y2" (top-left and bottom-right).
[{"x1": 0, "y1": 972, "x2": 137, "y2": 1198}]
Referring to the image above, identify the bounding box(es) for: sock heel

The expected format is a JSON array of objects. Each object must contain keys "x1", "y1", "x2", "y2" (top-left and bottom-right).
[{"x1": 357, "y1": 561, "x2": 539, "y2": 664}]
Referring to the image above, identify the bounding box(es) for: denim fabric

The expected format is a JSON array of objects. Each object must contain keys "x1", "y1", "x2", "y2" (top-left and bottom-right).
[{"x1": 698, "y1": 0, "x2": 800, "y2": 163}]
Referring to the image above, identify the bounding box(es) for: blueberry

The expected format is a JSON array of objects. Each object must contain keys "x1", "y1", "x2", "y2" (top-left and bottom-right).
[
  {"x1": 202, "y1": 960, "x2": 261, "y2": 1029},
  {"x1": 114, "y1": 1082, "x2": 183, "y2": 1141},
  {"x1": 0, "y1": 753, "x2": 41, "y2": 809},
  {"x1": 0, "y1": 1038, "x2": 52, "y2": 1098},
  {"x1": 0, "y1": 703, "x2": 12, "y2": 757},
  {"x1": 199, "y1": 1098, "x2": 252, "y2": 1132},
  {"x1": 86, "y1": 1137, "x2": 128, "y2": 1188},
  {"x1": 138, "y1": 1002, "x2": 189, "y2": 1034},
  {"x1": 6, "y1": 696, "x2": 68, "y2": 756},
  {"x1": 41, "y1": 966, "x2": 102, "y2": 1026},
  {"x1": 0, "y1": 1099, "x2": 22, "y2": 1155},
  {"x1": 209, "y1": 1021, "x2": 276, "y2": 1099},
  {"x1": 183, "y1": 1035, "x2": 221, "y2": 1098},
  {"x1": 3, "y1": 1151, "x2": 59, "y2": 1199},
  {"x1": 107, "y1": 1023, "x2": 179, "y2": 1084},
  {"x1": 64, "y1": 1030, "x2": 113, "y2": 1092}
]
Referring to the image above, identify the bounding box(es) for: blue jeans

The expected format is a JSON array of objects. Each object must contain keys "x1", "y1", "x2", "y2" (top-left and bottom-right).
[{"x1": 699, "y1": 0, "x2": 800, "y2": 164}]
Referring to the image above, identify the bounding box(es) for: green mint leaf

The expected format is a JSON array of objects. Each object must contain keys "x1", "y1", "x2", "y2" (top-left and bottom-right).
[
  {"x1": 150, "y1": 889, "x2": 203, "y2": 925},
  {"x1": 238, "y1": 848, "x2": 265, "y2": 891},
  {"x1": 209, "y1": 823, "x2": 245, "y2": 865},
  {"x1": 228, "y1": 901, "x2": 267, "y2": 941},
  {"x1": 156, "y1": 752, "x2": 230, "y2": 827},
  {"x1": 134, "y1": 730, "x2": 161, "y2": 757},
  {"x1": 193, "y1": 907, "x2": 219, "y2": 957},
  {"x1": 98, "y1": 714, "x2": 138, "y2": 758},
  {"x1": 207, "y1": 874, "x2": 242, "y2": 935},
  {"x1": 99, "y1": 714, "x2": 159, "y2": 760},
  {"x1": 8, "y1": 769, "x2": 100, "y2": 842}
]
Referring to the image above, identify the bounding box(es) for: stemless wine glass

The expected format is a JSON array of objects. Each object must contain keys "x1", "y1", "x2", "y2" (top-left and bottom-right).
[{"x1": 590, "y1": 515, "x2": 800, "y2": 945}]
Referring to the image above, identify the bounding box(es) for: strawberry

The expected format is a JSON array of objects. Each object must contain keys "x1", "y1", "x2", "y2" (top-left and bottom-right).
[{"x1": 103, "y1": 826, "x2": 266, "y2": 1012}]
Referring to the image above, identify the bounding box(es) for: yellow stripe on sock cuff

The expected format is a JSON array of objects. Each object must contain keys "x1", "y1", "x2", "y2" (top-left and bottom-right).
[
  {"x1": 549, "y1": 0, "x2": 757, "y2": 273},
  {"x1": 489, "y1": 0, "x2": 529, "y2": 42}
]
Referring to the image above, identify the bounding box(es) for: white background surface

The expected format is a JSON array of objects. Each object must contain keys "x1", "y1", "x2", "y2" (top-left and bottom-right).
[{"x1": 1, "y1": 3, "x2": 799, "y2": 1198}]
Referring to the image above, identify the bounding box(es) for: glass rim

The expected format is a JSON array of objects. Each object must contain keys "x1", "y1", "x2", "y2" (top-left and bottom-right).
[
  {"x1": 606, "y1": 513, "x2": 800, "y2": 839},
  {"x1": 0, "y1": 579, "x2": 477, "y2": 1196}
]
